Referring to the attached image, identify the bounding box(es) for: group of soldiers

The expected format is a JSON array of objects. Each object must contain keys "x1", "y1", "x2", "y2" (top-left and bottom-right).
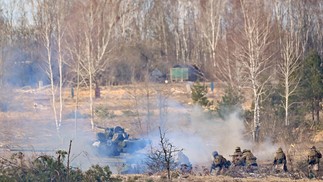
[
  {"x1": 208, "y1": 145, "x2": 322, "y2": 178},
  {"x1": 210, "y1": 147, "x2": 258, "y2": 175}
]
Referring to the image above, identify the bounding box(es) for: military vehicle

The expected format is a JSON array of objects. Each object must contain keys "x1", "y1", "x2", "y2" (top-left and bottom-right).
[{"x1": 93, "y1": 126, "x2": 150, "y2": 156}]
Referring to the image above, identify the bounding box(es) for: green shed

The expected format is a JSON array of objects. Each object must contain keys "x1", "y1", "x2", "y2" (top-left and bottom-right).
[{"x1": 170, "y1": 67, "x2": 189, "y2": 81}]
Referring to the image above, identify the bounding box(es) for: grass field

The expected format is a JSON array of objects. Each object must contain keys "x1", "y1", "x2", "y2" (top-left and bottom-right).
[{"x1": 0, "y1": 83, "x2": 323, "y2": 181}]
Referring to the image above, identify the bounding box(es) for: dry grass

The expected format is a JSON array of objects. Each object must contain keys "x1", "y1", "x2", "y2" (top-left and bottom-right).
[
  {"x1": 114, "y1": 174, "x2": 322, "y2": 182},
  {"x1": 1, "y1": 83, "x2": 323, "y2": 181}
]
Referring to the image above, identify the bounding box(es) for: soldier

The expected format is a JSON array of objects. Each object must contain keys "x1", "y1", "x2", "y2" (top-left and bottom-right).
[
  {"x1": 231, "y1": 146, "x2": 243, "y2": 166},
  {"x1": 105, "y1": 127, "x2": 114, "y2": 140},
  {"x1": 273, "y1": 147, "x2": 287, "y2": 173},
  {"x1": 210, "y1": 151, "x2": 231, "y2": 175},
  {"x1": 175, "y1": 151, "x2": 192, "y2": 175},
  {"x1": 111, "y1": 132, "x2": 126, "y2": 153},
  {"x1": 239, "y1": 149, "x2": 258, "y2": 172},
  {"x1": 308, "y1": 146, "x2": 322, "y2": 179}
]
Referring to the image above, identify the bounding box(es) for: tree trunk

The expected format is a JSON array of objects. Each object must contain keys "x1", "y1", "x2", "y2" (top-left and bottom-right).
[
  {"x1": 89, "y1": 64, "x2": 94, "y2": 130},
  {"x1": 315, "y1": 99, "x2": 320, "y2": 124},
  {"x1": 285, "y1": 84, "x2": 289, "y2": 126}
]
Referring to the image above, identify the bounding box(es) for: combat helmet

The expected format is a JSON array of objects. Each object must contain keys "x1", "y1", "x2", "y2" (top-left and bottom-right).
[
  {"x1": 235, "y1": 147, "x2": 241, "y2": 152},
  {"x1": 212, "y1": 151, "x2": 218, "y2": 157},
  {"x1": 277, "y1": 147, "x2": 283, "y2": 152}
]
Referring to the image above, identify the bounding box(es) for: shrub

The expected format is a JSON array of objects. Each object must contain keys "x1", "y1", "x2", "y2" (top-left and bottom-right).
[
  {"x1": 191, "y1": 82, "x2": 209, "y2": 107},
  {"x1": 95, "y1": 105, "x2": 116, "y2": 119},
  {"x1": 216, "y1": 87, "x2": 244, "y2": 119},
  {"x1": 0, "y1": 151, "x2": 118, "y2": 181},
  {"x1": 84, "y1": 164, "x2": 112, "y2": 182}
]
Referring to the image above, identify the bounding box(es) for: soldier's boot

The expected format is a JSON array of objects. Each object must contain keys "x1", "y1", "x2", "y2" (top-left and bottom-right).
[
  {"x1": 308, "y1": 165, "x2": 316, "y2": 179},
  {"x1": 214, "y1": 167, "x2": 221, "y2": 176},
  {"x1": 274, "y1": 164, "x2": 284, "y2": 173}
]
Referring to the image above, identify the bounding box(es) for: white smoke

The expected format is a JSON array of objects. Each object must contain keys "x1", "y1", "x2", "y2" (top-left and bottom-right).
[{"x1": 148, "y1": 103, "x2": 278, "y2": 167}]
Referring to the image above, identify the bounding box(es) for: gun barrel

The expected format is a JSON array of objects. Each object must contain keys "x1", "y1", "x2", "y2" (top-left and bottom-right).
[{"x1": 3, "y1": 147, "x2": 55, "y2": 152}]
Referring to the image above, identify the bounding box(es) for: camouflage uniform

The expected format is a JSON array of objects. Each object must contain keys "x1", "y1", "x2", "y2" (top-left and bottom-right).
[
  {"x1": 105, "y1": 127, "x2": 114, "y2": 140},
  {"x1": 210, "y1": 151, "x2": 231, "y2": 175},
  {"x1": 239, "y1": 149, "x2": 257, "y2": 172},
  {"x1": 112, "y1": 133, "x2": 126, "y2": 152},
  {"x1": 308, "y1": 146, "x2": 322, "y2": 178},
  {"x1": 232, "y1": 147, "x2": 243, "y2": 166},
  {"x1": 273, "y1": 147, "x2": 287, "y2": 172}
]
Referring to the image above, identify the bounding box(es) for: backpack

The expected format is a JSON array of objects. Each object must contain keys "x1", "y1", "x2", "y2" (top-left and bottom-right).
[
  {"x1": 308, "y1": 150, "x2": 320, "y2": 164},
  {"x1": 317, "y1": 152, "x2": 322, "y2": 159},
  {"x1": 275, "y1": 152, "x2": 285, "y2": 164},
  {"x1": 213, "y1": 155, "x2": 226, "y2": 166}
]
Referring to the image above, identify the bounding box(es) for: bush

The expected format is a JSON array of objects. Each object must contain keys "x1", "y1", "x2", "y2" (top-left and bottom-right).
[
  {"x1": 191, "y1": 82, "x2": 209, "y2": 107},
  {"x1": 0, "y1": 151, "x2": 118, "y2": 181},
  {"x1": 84, "y1": 164, "x2": 112, "y2": 181},
  {"x1": 216, "y1": 87, "x2": 244, "y2": 119},
  {"x1": 95, "y1": 105, "x2": 116, "y2": 119}
]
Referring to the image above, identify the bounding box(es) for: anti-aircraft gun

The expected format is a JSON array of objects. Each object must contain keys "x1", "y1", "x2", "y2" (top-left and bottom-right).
[{"x1": 93, "y1": 126, "x2": 150, "y2": 156}]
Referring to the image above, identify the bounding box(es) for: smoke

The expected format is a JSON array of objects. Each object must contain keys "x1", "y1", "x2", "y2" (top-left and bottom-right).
[
  {"x1": 0, "y1": 86, "x2": 278, "y2": 174},
  {"x1": 146, "y1": 103, "x2": 278, "y2": 167}
]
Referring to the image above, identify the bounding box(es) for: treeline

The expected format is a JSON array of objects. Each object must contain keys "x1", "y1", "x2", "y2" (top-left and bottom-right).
[{"x1": 0, "y1": 0, "x2": 323, "y2": 141}]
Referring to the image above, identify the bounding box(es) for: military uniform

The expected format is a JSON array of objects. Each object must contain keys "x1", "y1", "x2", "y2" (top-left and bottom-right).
[
  {"x1": 239, "y1": 149, "x2": 257, "y2": 172},
  {"x1": 210, "y1": 151, "x2": 231, "y2": 175},
  {"x1": 232, "y1": 147, "x2": 243, "y2": 166},
  {"x1": 105, "y1": 127, "x2": 114, "y2": 140},
  {"x1": 273, "y1": 147, "x2": 287, "y2": 172},
  {"x1": 308, "y1": 146, "x2": 322, "y2": 178}
]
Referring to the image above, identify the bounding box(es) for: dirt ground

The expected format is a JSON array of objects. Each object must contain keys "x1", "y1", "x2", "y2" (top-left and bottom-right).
[
  {"x1": 0, "y1": 83, "x2": 194, "y2": 171},
  {"x1": 0, "y1": 83, "x2": 323, "y2": 181}
]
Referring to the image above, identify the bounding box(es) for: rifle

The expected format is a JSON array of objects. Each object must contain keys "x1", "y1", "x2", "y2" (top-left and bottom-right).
[{"x1": 229, "y1": 154, "x2": 238, "y2": 157}]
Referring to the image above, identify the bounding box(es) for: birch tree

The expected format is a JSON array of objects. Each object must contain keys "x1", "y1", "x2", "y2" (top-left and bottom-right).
[
  {"x1": 54, "y1": 0, "x2": 68, "y2": 128},
  {"x1": 0, "y1": 1, "x2": 10, "y2": 86},
  {"x1": 237, "y1": 0, "x2": 273, "y2": 142},
  {"x1": 274, "y1": 0, "x2": 303, "y2": 126},
  {"x1": 31, "y1": 0, "x2": 60, "y2": 130},
  {"x1": 197, "y1": 0, "x2": 226, "y2": 72},
  {"x1": 31, "y1": 0, "x2": 68, "y2": 131},
  {"x1": 67, "y1": 0, "x2": 126, "y2": 129}
]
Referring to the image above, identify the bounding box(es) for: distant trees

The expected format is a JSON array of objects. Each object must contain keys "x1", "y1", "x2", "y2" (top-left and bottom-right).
[
  {"x1": 31, "y1": 0, "x2": 68, "y2": 130},
  {"x1": 198, "y1": 0, "x2": 226, "y2": 70},
  {"x1": 2, "y1": 0, "x2": 323, "y2": 141},
  {"x1": 65, "y1": 0, "x2": 127, "y2": 129},
  {"x1": 300, "y1": 51, "x2": 323, "y2": 127},
  {"x1": 274, "y1": 0, "x2": 303, "y2": 126}
]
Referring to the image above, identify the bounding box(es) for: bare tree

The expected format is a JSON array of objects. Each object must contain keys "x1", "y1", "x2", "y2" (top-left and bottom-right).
[
  {"x1": 0, "y1": 0, "x2": 11, "y2": 86},
  {"x1": 54, "y1": 0, "x2": 68, "y2": 128},
  {"x1": 197, "y1": 0, "x2": 226, "y2": 71},
  {"x1": 274, "y1": 0, "x2": 303, "y2": 126},
  {"x1": 30, "y1": 0, "x2": 68, "y2": 131},
  {"x1": 235, "y1": 0, "x2": 274, "y2": 142},
  {"x1": 146, "y1": 127, "x2": 182, "y2": 180},
  {"x1": 66, "y1": 0, "x2": 138, "y2": 129},
  {"x1": 31, "y1": 0, "x2": 60, "y2": 130}
]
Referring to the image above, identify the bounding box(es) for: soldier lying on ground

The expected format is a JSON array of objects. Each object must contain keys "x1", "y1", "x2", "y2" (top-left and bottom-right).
[
  {"x1": 210, "y1": 151, "x2": 231, "y2": 175},
  {"x1": 273, "y1": 147, "x2": 287, "y2": 173},
  {"x1": 308, "y1": 146, "x2": 322, "y2": 179}
]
